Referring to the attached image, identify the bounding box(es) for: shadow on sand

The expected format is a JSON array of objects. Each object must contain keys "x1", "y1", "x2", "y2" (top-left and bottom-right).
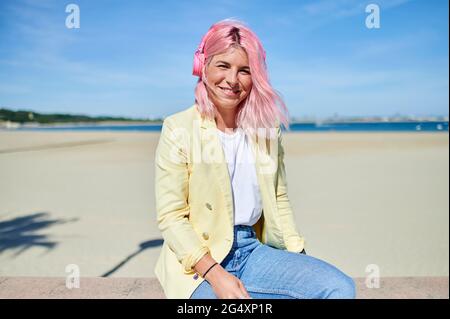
[
  {"x1": 0, "y1": 212, "x2": 78, "y2": 257},
  {"x1": 101, "y1": 238, "x2": 164, "y2": 277}
]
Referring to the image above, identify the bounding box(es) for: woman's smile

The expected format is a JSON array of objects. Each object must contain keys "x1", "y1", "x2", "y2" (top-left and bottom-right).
[{"x1": 217, "y1": 86, "x2": 241, "y2": 98}]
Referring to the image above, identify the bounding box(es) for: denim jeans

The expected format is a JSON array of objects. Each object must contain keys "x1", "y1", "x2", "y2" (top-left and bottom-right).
[{"x1": 190, "y1": 225, "x2": 356, "y2": 299}]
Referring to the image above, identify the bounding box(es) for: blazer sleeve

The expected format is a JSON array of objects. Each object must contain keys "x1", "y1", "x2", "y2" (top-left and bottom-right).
[
  {"x1": 155, "y1": 118, "x2": 210, "y2": 274},
  {"x1": 275, "y1": 126, "x2": 306, "y2": 253}
]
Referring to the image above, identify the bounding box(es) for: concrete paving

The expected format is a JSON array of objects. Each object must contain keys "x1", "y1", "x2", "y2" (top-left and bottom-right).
[{"x1": 0, "y1": 277, "x2": 447, "y2": 299}]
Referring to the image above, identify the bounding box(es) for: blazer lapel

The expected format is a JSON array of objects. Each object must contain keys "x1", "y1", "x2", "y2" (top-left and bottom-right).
[
  {"x1": 248, "y1": 131, "x2": 277, "y2": 213},
  {"x1": 199, "y1": 113, "x2": 234, "y2": 226}
]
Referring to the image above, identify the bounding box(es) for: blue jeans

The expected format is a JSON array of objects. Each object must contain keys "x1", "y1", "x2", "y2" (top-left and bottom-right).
[{"x1": 190, "y1": 225, "x2": 356, "y2": 299}]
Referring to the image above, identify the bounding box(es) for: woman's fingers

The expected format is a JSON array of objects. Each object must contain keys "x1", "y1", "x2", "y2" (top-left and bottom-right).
[{"x1": 238, "y1": 280, "x2": 252, "y2": 299}]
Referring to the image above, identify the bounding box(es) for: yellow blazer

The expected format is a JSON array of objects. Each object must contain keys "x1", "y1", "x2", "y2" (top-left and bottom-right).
[{"x1": 154, "y1": 104, "x2": 306, "y2": 299}]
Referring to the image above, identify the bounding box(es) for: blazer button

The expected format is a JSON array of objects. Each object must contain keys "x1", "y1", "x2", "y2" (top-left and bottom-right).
[
  {"x1": 202, "y1": 232, "x2": 209, "y2": 240},
  {"x1": 205, "y1": 203, "x2": 212, "y2": 211}
]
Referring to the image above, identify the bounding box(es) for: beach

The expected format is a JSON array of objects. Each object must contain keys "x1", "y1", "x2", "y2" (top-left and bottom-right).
[{"x1": 0, "y1": 130, "x2": 448, "y2": 279}]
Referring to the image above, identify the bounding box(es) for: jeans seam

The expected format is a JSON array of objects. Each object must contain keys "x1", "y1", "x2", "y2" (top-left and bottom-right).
[{"x1": 245, "y1": 285, "x2": 309, "y2": 299}]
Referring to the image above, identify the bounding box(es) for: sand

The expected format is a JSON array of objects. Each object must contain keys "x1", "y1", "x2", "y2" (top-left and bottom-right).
[{"x1": 0, "y1": 130, "x2": 448, "y2": 279}]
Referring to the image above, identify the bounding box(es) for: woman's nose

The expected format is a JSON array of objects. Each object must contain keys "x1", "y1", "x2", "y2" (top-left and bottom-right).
[{"x1": 226, "y1": 70, "x2": 238, "y2": 86}]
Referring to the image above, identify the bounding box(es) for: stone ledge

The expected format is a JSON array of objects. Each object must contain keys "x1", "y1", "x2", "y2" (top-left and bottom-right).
[{"x1": 0, "y1": 277, "x2": 447, "y2": 299}]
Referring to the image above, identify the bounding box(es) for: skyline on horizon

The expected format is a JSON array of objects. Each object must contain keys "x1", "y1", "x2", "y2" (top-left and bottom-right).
[{"x1": 0, "y1": 0, "x2": 448, "y2": 119}]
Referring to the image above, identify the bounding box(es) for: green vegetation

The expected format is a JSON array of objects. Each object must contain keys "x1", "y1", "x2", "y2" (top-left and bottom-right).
[{"x1": 0, "y1": 108, "x2": 162, "y2": 124}]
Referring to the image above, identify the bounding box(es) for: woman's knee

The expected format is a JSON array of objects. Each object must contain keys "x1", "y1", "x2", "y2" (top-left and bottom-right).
[{"x1": 326, "y1": 274, "x2": 356, "y2": 299}]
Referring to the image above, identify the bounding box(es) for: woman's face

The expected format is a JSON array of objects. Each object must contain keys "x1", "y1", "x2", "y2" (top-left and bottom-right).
[{"x1": 204, "y1": 46, "x2": 253, "y2": 110}]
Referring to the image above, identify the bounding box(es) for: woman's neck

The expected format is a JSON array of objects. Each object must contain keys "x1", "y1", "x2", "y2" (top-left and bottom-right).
[{"x1": 215, "y1": 105, "x2": 238, "y2": 133}]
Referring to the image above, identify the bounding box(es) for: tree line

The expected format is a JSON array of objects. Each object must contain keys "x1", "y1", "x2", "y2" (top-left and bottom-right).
[{"x1": 0, "y1": 108, "x2": 162, "y2": 124}]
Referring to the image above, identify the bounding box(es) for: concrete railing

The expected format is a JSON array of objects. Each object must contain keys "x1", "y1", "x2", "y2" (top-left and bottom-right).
[{"x1": 0, "y1": 277, "x2": 448, "y2": 299}]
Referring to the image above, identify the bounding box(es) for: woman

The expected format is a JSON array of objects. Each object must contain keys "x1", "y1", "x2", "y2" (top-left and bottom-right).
[{"x1": 154, "y1": 19, "x2": 356, "y2": 299}]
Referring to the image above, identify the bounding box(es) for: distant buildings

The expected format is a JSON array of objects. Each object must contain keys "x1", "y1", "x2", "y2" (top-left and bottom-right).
[{"x1": 290, "y1": 114, "x2": 449, "y2": 123}]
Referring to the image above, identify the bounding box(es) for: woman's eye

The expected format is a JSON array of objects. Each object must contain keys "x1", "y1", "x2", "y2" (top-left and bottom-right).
[{"x1": 216, "y1": 65, "x2": 250, "y2": 74}]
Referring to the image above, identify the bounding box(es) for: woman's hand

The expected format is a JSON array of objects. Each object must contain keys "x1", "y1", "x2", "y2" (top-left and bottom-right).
[{"x1": 205, "y1": 265, "x2": 251, "y2": 299}]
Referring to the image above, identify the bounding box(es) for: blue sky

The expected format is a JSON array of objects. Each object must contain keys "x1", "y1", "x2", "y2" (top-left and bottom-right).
[{"x1": 0, "y1": 0, "x2": 448, "y2": 119}]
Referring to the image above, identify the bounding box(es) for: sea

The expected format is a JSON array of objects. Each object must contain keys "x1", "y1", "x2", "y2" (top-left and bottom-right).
[{"x1": 6, "y1": 121, "x2": 449, "y2": 132}]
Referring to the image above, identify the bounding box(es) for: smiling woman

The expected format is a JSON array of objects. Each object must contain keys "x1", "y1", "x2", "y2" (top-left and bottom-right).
[{"x1": 153, "y1": 18, "x2": 355, "y2": 300}]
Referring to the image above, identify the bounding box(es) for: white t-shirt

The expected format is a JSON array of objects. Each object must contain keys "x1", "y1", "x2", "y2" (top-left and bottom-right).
[{"x1": 216, "y1": 127, "x2": 263, "y2": 226}]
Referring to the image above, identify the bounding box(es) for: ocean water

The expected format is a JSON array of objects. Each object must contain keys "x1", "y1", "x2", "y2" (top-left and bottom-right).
[{"x1": 5, "y1": 121, "x2": 449, "y2": 132}]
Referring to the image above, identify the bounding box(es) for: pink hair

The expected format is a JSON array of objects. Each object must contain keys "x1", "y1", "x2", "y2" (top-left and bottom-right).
[{"x1": 193, "y1": 18, "x2": 290, "y2": 131}]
